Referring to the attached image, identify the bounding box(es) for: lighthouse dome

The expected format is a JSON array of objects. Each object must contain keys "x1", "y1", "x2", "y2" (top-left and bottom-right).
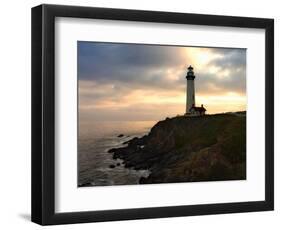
[{"x1": 186, "y1": 65, "x2": 195, "y2": 80}]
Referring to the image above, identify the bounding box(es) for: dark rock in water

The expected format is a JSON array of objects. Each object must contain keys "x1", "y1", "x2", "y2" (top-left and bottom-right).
[
  {"x1": 139, "y1": 177, "x2": 147, "y2": 184},
  {"x1": 116, "y1": 163, "x2": 121, "y2": 166},
  {"x1": 79, "y1": 182, "x2": 92, "y2": 187},
  {"x1": 109, "y1": 164, "x2": 116, "y2": 168},
  {"x1": 110, "y1": 112, "x2": 246, "y2": 184},
  {"x1": 117, "y1": 134, "x2": 124, "y2": 137},
  {"x1": 108, "y1": 148, "x2": 118, "y2": 153},
  {"x1": 123, "y1": 135, "x2": 148, "y2": 146}
]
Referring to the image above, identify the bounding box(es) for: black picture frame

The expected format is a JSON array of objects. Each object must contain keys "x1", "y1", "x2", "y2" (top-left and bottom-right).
[{"x1": 31, "y1": 4, "x2": 274, "y2": 225}]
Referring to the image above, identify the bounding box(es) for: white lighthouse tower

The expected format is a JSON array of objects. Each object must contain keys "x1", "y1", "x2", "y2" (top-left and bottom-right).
[
  {"x1": 185, "y1": 65, "x2": 206, "y2": 116},
  {"x1": 185, "y1": 65, "x2": 196, "y2": 114}
]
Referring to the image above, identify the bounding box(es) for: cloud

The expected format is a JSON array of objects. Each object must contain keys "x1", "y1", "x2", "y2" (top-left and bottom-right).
[
  {"x1": 78, "y1": 42, "x2": 246, "y2": 121},
  {"x1": 78, "y1": 42, "x2": 187, "y2": 82},
  {"x1": 194, "y1": 48, "x2": 246, "y2": 95}
]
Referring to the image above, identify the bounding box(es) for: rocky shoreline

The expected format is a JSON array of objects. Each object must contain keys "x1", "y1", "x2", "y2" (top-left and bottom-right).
[{"x1": 108, "y1": 112, "x2": 246, "y2": 184}]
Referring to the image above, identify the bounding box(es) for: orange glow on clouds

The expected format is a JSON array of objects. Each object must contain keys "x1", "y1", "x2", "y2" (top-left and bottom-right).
[{"x1": 79, "y1": 44, "x2": 246, "y2": 121}]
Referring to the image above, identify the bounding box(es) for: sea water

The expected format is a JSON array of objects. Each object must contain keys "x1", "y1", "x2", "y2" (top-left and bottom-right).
[{"x1": 78, "y1": 120, "x2": 156, "y2": 187}]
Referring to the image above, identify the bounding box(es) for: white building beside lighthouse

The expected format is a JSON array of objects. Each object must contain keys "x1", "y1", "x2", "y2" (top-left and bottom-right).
[{"x1": 185, "y1": 65, "x2": 206, "y2": 116}]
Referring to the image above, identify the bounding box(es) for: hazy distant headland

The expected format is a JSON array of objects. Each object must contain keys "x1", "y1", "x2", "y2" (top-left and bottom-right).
[{"x1": 109, "y1": 111, "x2": 246, "y2": 184}]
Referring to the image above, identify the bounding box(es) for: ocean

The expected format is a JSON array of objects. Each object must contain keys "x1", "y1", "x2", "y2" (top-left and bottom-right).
[{"x1": 78, "y1": 120, "x2": 156, "y2": 187}]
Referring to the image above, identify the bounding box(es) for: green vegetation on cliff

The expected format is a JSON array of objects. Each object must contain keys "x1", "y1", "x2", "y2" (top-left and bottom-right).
[{"x1": 110, "y1": 112, "x2": 246, "y2": 184}]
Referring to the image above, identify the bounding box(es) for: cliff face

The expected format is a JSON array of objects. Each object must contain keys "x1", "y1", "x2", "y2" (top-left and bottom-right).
[{"x1": 110, "y1": 112, "x2": 246, "y2": 184}]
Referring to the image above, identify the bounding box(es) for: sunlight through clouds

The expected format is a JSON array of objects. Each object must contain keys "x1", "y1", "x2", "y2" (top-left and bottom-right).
[{"x1": 78, "y1": 42, "x2": 246, "y2": 122}]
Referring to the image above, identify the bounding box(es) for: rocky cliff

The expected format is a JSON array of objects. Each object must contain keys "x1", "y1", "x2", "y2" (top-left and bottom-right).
[{"x1": 109, "y1": 112, "x2": 246, "y2": 184}]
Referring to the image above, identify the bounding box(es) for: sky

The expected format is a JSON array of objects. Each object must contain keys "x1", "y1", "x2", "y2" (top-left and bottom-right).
[{"x1": 78, "y1": 41, "x2": 246, "y2": 122}]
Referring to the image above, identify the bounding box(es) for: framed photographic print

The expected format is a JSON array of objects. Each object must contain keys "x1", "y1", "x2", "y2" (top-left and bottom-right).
[{"x1": 31, "y1": 4, "x2": 274, "y2": 225}]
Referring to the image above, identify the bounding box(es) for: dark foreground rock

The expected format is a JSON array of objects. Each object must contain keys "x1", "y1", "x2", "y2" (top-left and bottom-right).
[{"x1": 109, "y1": 112, "x2": 246, "y2": 184}]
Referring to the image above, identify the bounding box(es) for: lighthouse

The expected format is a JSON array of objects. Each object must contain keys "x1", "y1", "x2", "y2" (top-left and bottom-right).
[
  {"x1": 185, "y1": 65, "x2": 196, "y2": 114},
  {"x1": 185, "y1": 66, "x2": 206, "y2": 116}
]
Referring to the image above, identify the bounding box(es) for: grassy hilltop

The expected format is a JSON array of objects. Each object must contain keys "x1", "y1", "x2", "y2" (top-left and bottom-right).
[{"x1": 109, "y1": 112, "x2": 246, "y2": 184}]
